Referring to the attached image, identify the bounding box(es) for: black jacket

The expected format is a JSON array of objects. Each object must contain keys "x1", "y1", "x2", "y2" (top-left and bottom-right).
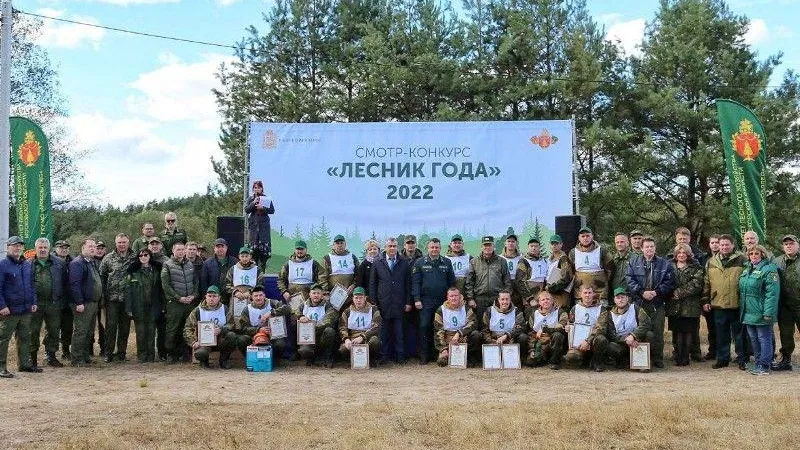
[{"x1": 369, "y1": 253, "x2": 412, "y2": 320}]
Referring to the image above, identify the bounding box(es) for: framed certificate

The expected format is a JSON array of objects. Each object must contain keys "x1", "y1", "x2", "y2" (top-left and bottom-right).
[
  {"x1": 482, "y1": 344, "x2": 502, "y2": 370},
  {"x1": 448, "y1": 343, "x2": 467, "y2": 369},
  {"x1": 351, "y1": 344, "x2": 369, "y2": 370},
  {"x1": 289, "y1": 293, "x2": 305, "y2": 313},
  {"x1": 268, "y1": 315, "x2": 287, "y2": 339},
  {"x1": 329, "y1": 284, "x2": 349, "y2": 311},
  {"x1": 630, "y1": 343, "x2": 651, "y2": 370},
  {"x1": 197, "y1": 321, "x2": 217, "y2": 347},
  {"x1": 569, "y1": 323, "x2": 592, "y2": 349},
  {"x1": 297, "y1": 320, "x2": 316, "y2": 345},
  {"x1": 231, "y1": 297, "x2": 249, "y2": 319},
  {"x1": 501, "y1": 344, "x2": 521, "y2": 369}
]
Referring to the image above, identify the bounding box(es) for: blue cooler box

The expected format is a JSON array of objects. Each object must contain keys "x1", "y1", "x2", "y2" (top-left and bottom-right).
[{"x1": 246, "y1": 345, "x2": 273, "y2": 372}]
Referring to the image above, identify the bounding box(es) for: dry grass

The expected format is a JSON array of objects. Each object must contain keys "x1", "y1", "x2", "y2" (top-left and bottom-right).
[{"x1": 3, "y1": 327, "x2": 799, "y2": 449}]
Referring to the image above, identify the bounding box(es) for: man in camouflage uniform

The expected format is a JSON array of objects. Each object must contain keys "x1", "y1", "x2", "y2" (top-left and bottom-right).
[
  {"x1": 295, "y1": 284, "x2": 338, "y2": 367},
  {"x1": 629, "y1": 229, "x2": 644, "y2": 256},
  {"x1": 232, "y1": 286, "x2": 290, "y2": 366},
  {"x1": 322, "y1": 234, "x2": 359, "y2": 310},
  {"x1": 465, "y1": 236, "x2": 511, "y2": 330},
  {"x1": 544, "y1": 234, "x2": 573, "y2": 311},
  {"x1": 514, "y1": 237, "x2": 549, "y2": 311},
  {"x1": 500, "y1": 235, "x2": 523, "y2": 308},
  {"x1": 569, "y1": 227, "x2": 612, "y2": 305},
  {"x1": 481, "y1": 290, "x2": 525, "y2": 354},
  {"x1": 596, "y1": 287, "x2": 653, "y2": 370},
  {"x1": 608, "y1": 232, "x2": 634, "y2": 304},
  {"x1": 99, "y1": 233, "x2": 135, "y2": 362},
  {"x1": 54, "y1": 240, "x2": 74, "y2": 360},
  {"x1": 522, "y1": 290, "x2": 566, "y2": 369},
  {"x1": 434, "y1": 287, "x2": 482, "y2": 367},
  {"x1": 445, "y1": 234, "x2": 472, "y2": 295},
  {"x1": 161, "y1": 212, "x2": 188, "y2": 258},
  {"x1": 184, "y1": 285, "x2": 236, "y2": 369},
  {"x1": 92, "y1": 240, "x2": 107, "y2": 356},
  {"x1": 278, "y1": 240, "x2": 324, "y2": 308},
  {"x1": 161, "y1": 242, "x2": 199, "y2": 363},
  {"x1": 224, "y1": 246, "x2": 266, "y2": 328},
  {"x1": 30, "y1": 238, "x2": 68, "y2": 368},
  {"x1": 564, "y1": 285, "x2": 607, "y2": 371},
  {"x1": 132, "y1": 223, "x2": 156, "y2": 255},
  {"x1": 772, "y1": 234, "x2": 800, "y2": 371},
  {"x1": 338, "y1": 287, "x2": 382, "y2": 367}
]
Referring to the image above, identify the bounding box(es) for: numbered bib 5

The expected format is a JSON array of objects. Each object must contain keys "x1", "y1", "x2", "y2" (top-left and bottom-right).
[
  {"x1": 489, "y1": 306, "x2": 516, "y2": 333},
  {"x1": 532, "y1": 308, "x2": 560, "y2": 333}
]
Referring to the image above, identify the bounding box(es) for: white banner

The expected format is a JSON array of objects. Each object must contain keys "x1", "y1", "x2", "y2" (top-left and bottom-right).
[{"x1": 248, "y1": 121, "x2": 573, "y2": 266}]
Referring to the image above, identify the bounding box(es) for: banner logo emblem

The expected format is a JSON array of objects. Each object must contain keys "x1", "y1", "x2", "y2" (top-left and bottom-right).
[
  {"x1": 731, "y1": 119, "x2": 761, "y2": 161},
  {"x1": 530, "y1": 129, "x2": 558, "y2": 149},
  {"x1": 19, "y1": 130, "x2": 41, "y2": 167},
  {"x1": 263, "y1": 130, "x2": 277, "y2": 150}
]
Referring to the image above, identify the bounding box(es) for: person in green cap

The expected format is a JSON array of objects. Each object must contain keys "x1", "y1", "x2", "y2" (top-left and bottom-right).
[
  {"x1": 465, "y1": 236, "x2": 511, "y2": 330},
  {"x1": 514, "y1": 237, "x2": 549, "y2": 312},
  {"x1": 338, "y1": 286, "x2": 381, "y2": 367},
  {"x1": 595, "y1": 287, "x2": 653, "y2": 370},
  {"x1": 569, "y1": 227, "x2": 612, "y2": 306},
  {"x1": 99, "y1": 233, "x2": 135, "y2": 362},
  {"x1": 224, "y1": 245, "x2": 265, "y2": 326},
  {"x1": 278, "y1": 240, "x2": 324, "y2": 310},
  {"x1": 322, "y1": 234, "x2": 359, "y2": 310},
  {"x1": 184, "y1": 285, "x2": 237, "y2": 369},
  {"x1": 500, "y1": 234, "x2": 523, "y2": 308},
  {"x1": 233, "y1": 285, "x2": 290, "y2": 366},
  {"x1": 295, "y1": 284, "x2": 338, "y2": 367},
  {"x1": 544, "y1": 234, "x2": 574, "y2": 311},
  {"x1": 772, "y1": 234, "x2": 800, "y2": 371},
  {"x1": 445, "y1": 234, "x2": 472, "y2": 295}
]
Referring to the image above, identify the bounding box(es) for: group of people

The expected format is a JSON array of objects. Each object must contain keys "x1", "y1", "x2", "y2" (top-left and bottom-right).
[{"x1": 0, "y1": 209, "x2": 795, "y2": 377}]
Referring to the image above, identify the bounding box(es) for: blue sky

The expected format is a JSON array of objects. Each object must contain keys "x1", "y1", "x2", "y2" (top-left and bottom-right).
[{"x1": 12, "y1": 0, "x2": 800, "y2": 206}]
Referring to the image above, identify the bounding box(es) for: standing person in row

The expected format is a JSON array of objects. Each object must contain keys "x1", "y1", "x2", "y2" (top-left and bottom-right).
[
  {"x1": 370, "y1": 237, "x2": 412, "y2": 365},
  {"x1": 545, "y1": 234, "x2": 573, "y2": 311},
  {"x1": 99, "y1": 233, "x2": 134, "y2": 362},
  {"x1": 161, "y1": 212, "x2": 188, "y2": 258},
  {"x1": 629, "y1": 229, "x2": 644, "y2": 256},
  {"x1": 355, "y1": 240, "x2": 379, "y2": 289},
  {"x1": 224, "y1": 246, "x2": 264, "y2": 319},
  {"x1": 54, "y1": 240, "x2": 74, "y2": 361},
  {"x1": 668, "y1": 244, "x2": 704, "y2": 366},
  {"x1": 30, "y1": 238, "x2": 68, "y2": 369},
  {"x1": 465, "y1": 236, "x2": 510, "y2": 329},
  {"x1": 609, "y1": 233, "x2": 634, "y2": 302},
  {"x1": 161, "y1": 242, "x2": 199, "y2": 363},
  {"x1": 131, "y1": 223, "x2": 156, "y2": 255},
  {"x1": 702, "y1": 234, "x2": 721, "y2": 360},
  {"x1": 278, "y1": 240, "x2": 323, "y2": 306},
  {"x1": 200, "y1": 238, "x2": 237, "y2": 298},
  {"x1": 401, "y1": 235, "x2": 422, "y2": 358},
  {"x1": 323, "y1": 235, "x2": 359, "y2": 309},
  {"x1": 570, "y1": 227, "x2": 612, "y2": 306},
  {"x1": 68, "y1": 238, "x2": 103, "y2": 367},
  {"x1": 245, "y1": 180, "x2": 275, "y2": 268},
  {"x1": 124, "y1": 248, "x2": 163, "y2": 363},
  {"x1": 0, "y1": 236, "x2": 40, "y2": 378},
  {"x1": 434, "y1": 287, "x2": 482, "y2": 367},
  {"x1": 412, "y1": 238, "x2": 455, "y2": 364},
  {"x1": 772, "y1": 235, "x2": 800, "y2": 371},
  {"x1": 514, "y1": 237, "x2": 548, "y2": 310},
  {"x1": 739, "y1": 245, "x2": 779, "y2": 375},
  {"x1": 92, "y1": 241, "x2": 107, "y2": 357},
  {"x1": 445, "y1": 235, "x2": 471, "y2": 295},
  {"x1": 500, "y1": 235, "x2": 522, "y2": 308},
  {"x1": 625, "y1": 236, "x2": 675, "y2": 369},
  {"x1": 338, "y1": 287, "x2": 381, "y2": 367},
  {"x1": 186, "y1": 242, "x2": 204, "y2": 274},
  {"x1": 703, "y1": 234, "x2": 748, "y2": 370},
  {"x1": 148, "y1": 237, "x2": 168, "y2": 360}
]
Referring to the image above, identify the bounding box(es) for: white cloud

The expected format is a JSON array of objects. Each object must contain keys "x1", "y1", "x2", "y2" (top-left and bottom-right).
[
  {"x1": 126, "y1": 53, "x2": 235, "y2": 126},
  {"x1": 605, "y1": 18, "x2": 646, "y2": 57},
  {"x1": 36, "y1": 9, "x2": 106, "y2": 50},
  {"x1": 68, "y1": 113, "x2": 221, "y2": 206},
  {"x1": 744, "y1": 18, "x2": 769, "y2": 45},
  {"x1": 216, "y1": 0, "x2": 241, "y2": 5}
]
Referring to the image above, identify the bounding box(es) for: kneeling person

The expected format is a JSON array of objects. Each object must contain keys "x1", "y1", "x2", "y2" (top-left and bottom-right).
[
  {"x1": 338, "y1": 287, "x2": 381, "y2": 367},
  {"x1": 234, "y1": 286, "x2": 290, "y2": 366},
  {"x1": 525, "y1": 291, "x2": 567, "y2": 369},
  {"x1": 184, "y1": 286, "x2": 237, "y2": 369},
  {"x1": 597, "y1": 287, "x2": 653, "y2": 369},
  {"x1": 434, "y1": 287, "x2": 482, "y2": 366},
  {"x1": 481, "y1": 289, "x2": 524, "y2": 347},
  {"x1": 296, "y1": 284, "x2": 338, "y2": 368},
  {"x1": 564, "y1": 285, "x2": 607, "y2": 371}
]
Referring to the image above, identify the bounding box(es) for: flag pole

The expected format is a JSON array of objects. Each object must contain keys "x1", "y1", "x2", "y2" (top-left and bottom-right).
[{"x1": 0, "y1": 0, "x2": 14, "y2": 258}]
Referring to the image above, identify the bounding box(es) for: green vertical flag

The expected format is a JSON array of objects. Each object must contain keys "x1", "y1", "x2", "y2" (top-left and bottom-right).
[
  {"x1": 10, "y1": 117, "x2": 52, "y2": 253},
  {"x1": 715, "y1": 99, "x2": 767, "y2": 246}
]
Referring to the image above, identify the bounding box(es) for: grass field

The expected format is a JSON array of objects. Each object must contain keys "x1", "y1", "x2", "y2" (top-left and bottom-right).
[{"x1": 2, "y1": 333, "x2": 799, "y2": 449}]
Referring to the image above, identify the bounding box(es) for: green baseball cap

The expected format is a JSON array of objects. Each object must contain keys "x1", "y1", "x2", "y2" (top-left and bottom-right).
[
  {"x1": 6, "y1": 236, "x2": 23, "y2": 245},
  {"x1": 613, "y1": 287, "x2": 628, "y2": 296},
  {"x1": 239, "y1": 246, "x2": 252, "y2": 254},
  {"x1": 333, "y1": 234, "x2": 345, "y2": 242},
  {"x1": 481, "y1": 236, "x2": 494, "y2": 245},
  {"x1": 353, "y1": 287, "x2": 366, "y2": 295},
  {"x1": 207, "y1": 285, "x2": 220, "y2": 294},
  {"x1": 451, "y1": 234, "x2": 463, "y2": 242},
  {"x1": 782, "y1": 234, "x2": 798, "y2": 243},
  {"x1": 549, "y1": 234, "x2": 562, "y2": 243},
  {"x1": 528, "y1": 237, "x2": 540, "y2": 244},
  {"x1": 579, "y1": 227, "x2": 592, "y2": 235},
  {"x1": 629, "y1": 229, "x2": 644, "y2": 237},
  {"x1": 295, "y1": 240, "x2": 307, "y2": 249},
  {"x1": 310, "y1": 283, "x2": 323, "y2": 291},
  {"x1": 405, "y1": 234, "x2": 417, "y2": 243}
]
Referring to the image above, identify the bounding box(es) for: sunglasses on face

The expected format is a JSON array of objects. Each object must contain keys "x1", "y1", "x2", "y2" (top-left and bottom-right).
[
  {"x1": 166, "y1": 219, "x2": 175, "y2": 223},
  {"x1": 139, "y1": 254, "x2": 150, "y2": 257}
]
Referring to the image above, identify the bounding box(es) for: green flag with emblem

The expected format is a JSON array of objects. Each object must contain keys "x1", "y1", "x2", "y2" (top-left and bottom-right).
[{"x1": 10, "y1": 117, "x2": 52, "y2": 253}]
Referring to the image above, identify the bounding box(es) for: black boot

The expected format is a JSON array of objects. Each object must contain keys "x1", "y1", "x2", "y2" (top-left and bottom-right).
[
  {"x1": 219, "y1": 350, "x2": 232, "y2": 369},
  {"x1": 46, "y1": 352, "x2": 64, "y2": 368},
  {"x1": 771, "y1": 355, "x2": 792, "y2": 371},
  {"x1": 196, "y1": 352, "x2": 210, "y2": 369}
]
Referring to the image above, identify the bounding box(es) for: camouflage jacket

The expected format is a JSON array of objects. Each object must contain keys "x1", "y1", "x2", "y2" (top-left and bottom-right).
[
  {"x1": 434, "y1": 301, "x2": 477, "y2": 351},
  {"x1": 338, "y1": 301, "x2": 381, "y2": 341},
  {"x1": 99, "y1": 250, "x2": 135, "y2": 303}
]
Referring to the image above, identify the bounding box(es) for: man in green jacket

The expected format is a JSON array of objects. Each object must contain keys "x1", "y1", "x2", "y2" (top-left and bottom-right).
[
  {"x1": 465, "y1": 236, "x2": 511, "y2": 330},
  {"x1": 703, "y1": 234, "x2": 747, "y2": 370},
  {"x1": 608, "y1": 232, "x2": 634, "y2": 304},
  {"x1": 30, "y1": 238, "x2": 68, "y2": 368},
  {"x1": 771, "y1": 234, "x2": 800, "y2": 371},
  {"x1": 161, "y1": 242, "x2": 199, "y2": 363}
]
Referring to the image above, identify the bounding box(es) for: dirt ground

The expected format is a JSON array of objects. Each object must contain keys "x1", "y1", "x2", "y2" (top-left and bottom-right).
[{"x1": 2, "y1": 333, "x2": 800, "y2": 450}]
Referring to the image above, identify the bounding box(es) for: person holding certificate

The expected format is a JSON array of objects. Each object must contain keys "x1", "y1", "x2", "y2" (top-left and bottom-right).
[
  {"x1": 224, "y1": 246, "x2": 265, "y2": 325},
  {"x1": 233, "y1": 286, "x2": 291, "y2": 366},
  {"x1": 338, "y1": 287, "x2": 381, "y2": 367},
  {"x1": 522, "y1": 290, "x2": 567, "y2": 369},
  {"x1": 596, "y1": 287, "x2": 653, "y2": 369},
  {"x1": 434, "y1": 287, "x2": 482, "y2": 367},
  {"x1": 278, "y1": 241, "x2": 324, "y2": 308},
  {"x1": 564, "y1": 285, "x2": 608, "y2": 371},
  {"x1": 480, "y1": 290, "x2": 524, "y2": 348},
  {"x1": 183, "y1": 286, "x2": 237, "y2": 369},
  {"x1": 514, "y1": 238, "x2": 549, "y2": 313},
  {"x1": 323, "y1": 235, "x2": 359, "y2": 309},
  {"x1": 295, "y1": 284, "x2": 338, "y2": 368}
]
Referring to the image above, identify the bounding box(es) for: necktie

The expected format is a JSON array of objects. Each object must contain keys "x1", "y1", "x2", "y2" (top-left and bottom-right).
[{"x1": 389, "y1": 258, "x2": 395, "y2": 270}]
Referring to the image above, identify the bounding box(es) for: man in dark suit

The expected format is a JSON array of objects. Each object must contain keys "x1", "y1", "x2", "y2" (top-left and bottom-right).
[{"x1": 370, "y1": 237, "x2": 412, "y2": 364}]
